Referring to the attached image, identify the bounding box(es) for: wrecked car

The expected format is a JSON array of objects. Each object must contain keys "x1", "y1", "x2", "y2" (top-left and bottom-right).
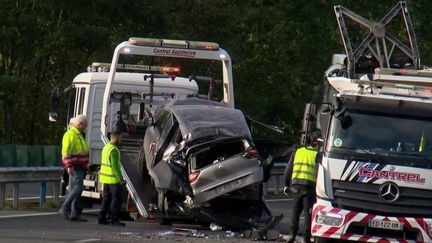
[{"x1": 138, "y1": 98, "x2": 281, "y2": 230}]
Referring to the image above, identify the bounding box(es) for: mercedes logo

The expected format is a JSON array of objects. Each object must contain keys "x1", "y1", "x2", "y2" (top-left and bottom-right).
[{"x1": 378, "y1": 182, "x2": 400, "y2": 203}]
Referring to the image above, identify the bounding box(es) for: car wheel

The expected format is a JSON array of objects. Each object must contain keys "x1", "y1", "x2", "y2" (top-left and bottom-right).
[
  {"x1": 137, "y1": 146, "x2": 147, "y2": 178},
  {"x1": 157, "y1": 190, "x2": 166, "y2": 215}
]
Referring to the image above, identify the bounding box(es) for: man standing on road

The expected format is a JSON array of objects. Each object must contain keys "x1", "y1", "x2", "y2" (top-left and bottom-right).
[
  {"x1": 60, "y1": 115, "x2": 89, "y2": 222},
  {"x1": 283, "y1": 133, "x2": 320, "y2": 243},
  {"x1": 98, "y1": 129, "x2": 126, "y2": 226}
]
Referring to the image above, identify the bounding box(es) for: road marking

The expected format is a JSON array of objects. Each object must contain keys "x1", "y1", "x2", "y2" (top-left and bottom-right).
[
  {"x1": 0, "y1": 209, "x2": 100, "y2": 219},
  {"x1": 75, "y1": 239, "x2": 100, "y2": 243},
  {"x1": 0, "y1": 212, "x2": 59, "y2": 219},
  {"x1": 265, "y1": 198, "x2": 293, "y2": 202}
]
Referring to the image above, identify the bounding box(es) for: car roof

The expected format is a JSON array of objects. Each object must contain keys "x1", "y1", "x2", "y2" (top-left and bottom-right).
[
  {"x1": 164, "y1": 98, "x2": 252, "y2": 142},
  {"x1": 164, "y1": 98, "x2": 226, "y2": 108}
]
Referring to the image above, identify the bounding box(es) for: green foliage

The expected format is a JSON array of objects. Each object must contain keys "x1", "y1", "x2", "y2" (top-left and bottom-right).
[{"x1": 0, "y1": 0, "x2": 430, "y2": 144}]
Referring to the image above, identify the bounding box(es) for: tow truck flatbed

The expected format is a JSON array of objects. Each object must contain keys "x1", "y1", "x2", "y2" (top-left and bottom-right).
[{"x1": 120, "y1": 149, "x2": 150, "y2": 218}]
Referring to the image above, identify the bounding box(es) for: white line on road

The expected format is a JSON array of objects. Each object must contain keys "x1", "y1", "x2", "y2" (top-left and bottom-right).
[
  {"x1": 0, "y1": 209, "x2": 100, "y2": 219},
  {"x1": 265, "y1": 198, "x2": 293, "y2": 202},
  {"x1": 75, "y1": 239, "x2": 100, "y2": 243},
  {"x1": 0, "y1": 212, "x2": 58, "y2": 219}
]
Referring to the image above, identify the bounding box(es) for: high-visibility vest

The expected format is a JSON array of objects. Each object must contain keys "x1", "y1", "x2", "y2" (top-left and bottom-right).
[
  {"x1": 291, "y1": 146, "x2": 318, "y2": 184},
  {"x1": 62, "y1": 127, "x2": 89, "y2": 168},
  {"x1": 100, "y1": 142, "x2": 122, "y2": 184}
]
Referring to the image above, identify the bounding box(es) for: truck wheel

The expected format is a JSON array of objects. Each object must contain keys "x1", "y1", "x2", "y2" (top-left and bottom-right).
[
  {"x1": 159, "y1": 218, "x2": 172, "y2": 226},
  {"x1": 314, "y1": 236, "x2": 329, "y2": 243}
]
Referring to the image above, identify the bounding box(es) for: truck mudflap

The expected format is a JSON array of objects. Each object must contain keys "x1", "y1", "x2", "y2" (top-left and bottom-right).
[{"x1": 312, "y1": 198, "x2": 432, "y2": 242}]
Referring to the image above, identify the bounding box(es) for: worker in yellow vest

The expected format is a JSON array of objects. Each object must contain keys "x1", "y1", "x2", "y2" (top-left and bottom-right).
[
  {"x1": 283, "y1": 132, "x2": 321, "y2": 243},
  {"x1": 59, "y1": 115, "x2": 89, "y2": 222},
  {"x1": 98, "y1": 129, "x2": 125, "y2": 226}
]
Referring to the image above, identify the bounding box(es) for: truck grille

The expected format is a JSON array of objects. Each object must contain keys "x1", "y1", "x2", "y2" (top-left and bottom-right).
[{"x1": 332, "y1": 180, "x2": 432, "y2": 217}]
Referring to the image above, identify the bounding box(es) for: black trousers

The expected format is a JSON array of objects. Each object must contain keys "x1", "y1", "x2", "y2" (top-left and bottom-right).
[
  {"x1": 289, "y1": 185, "x2": 316, "y2": 241},
  {"x1": 99, "y1": 183, "x2": 123, "y2": 222}
]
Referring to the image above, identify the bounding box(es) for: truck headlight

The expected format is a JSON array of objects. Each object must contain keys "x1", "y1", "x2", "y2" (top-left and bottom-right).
[{"x1": 315, "y1": 211, "x2": 344, "y2": 227}]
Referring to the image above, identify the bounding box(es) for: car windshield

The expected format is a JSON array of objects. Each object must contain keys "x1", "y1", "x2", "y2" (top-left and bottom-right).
[{"x1": 327, "y1": 110, "x2": 432, "y2": 158}]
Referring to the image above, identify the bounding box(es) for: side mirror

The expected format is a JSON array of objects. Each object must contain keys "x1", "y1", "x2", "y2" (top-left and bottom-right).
[
  {"x1": 339, "y1": 115, "x2": 353, "y2": 129},
  {"x1": 321, "y1": 104, "x2": 332, "y2": 114},
  {"x1": 143, "y1": 117, "x2": 154, "y2": 126},
  {"x1": 300, "y1": 103, "x2": 317, "y2": 146},
  {"x1": 49, "y1": 88, "x2": 60, "y2": 122},
  {"x1": 334, "y1": 106, "x2": 347, "y2": 118}
]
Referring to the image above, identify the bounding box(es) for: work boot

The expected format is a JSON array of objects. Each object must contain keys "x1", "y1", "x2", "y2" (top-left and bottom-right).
[
  {"x1": 58, "y1": 208, "x2": 70, "y2": 220},
  {"x1": 98, "y1": 219, "x2": 109, "y2": 225},
  {"x1": 70, "y1": 215, "x2": 88, "y2": 222},
  {"x1": 110, "y1": 220, "x2": 126, "y2": 226},
  {"x1": 282, "y1": 234, "x2": 296, "y2": 243},
  {"x1": 303, "y1": 236, "x2": 312, "y2": 243}
]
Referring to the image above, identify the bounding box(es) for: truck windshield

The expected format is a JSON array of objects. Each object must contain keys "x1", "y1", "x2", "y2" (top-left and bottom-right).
[{"x1": 327, "y1": 110, "x2": 432, "y2": 157}]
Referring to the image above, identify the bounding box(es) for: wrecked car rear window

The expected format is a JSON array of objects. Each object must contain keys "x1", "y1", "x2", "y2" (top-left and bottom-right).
[{"x1": 189, "y1": 139, "x2": 245, "y2": 170}]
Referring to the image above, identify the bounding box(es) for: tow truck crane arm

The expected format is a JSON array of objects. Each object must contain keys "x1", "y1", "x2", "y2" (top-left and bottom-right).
[{"x1": 335, "y1": 1, "x2": 420, "y2": 77}]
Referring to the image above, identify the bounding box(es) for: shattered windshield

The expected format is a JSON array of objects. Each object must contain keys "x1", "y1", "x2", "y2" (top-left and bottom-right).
[{"x1": 327, "y1": 110, "x2": 432, "y2": 158}]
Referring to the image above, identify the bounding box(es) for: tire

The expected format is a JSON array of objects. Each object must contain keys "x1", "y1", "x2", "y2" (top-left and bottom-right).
[
  {"x1": 157, "y1": 190, "x2": 166, "y2": 215},
  {"x1": 156, "y1": 190, "x2": 173, "y2": 226},
  {"x1": 159, "y1": 218, "x2": 172, "y2": 226},
  {"x1": 314, "y1": 236, "x2": 329, "y2": 243},
  {"x1": 137, "y1": 146, "x2": 146, "y2": 178},
  {"x1": 119, "y1": 211, "x2": 134, "y2": 221}
]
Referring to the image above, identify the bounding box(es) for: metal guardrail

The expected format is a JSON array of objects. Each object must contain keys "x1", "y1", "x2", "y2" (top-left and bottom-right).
[{"x1": 0, "y1": 167, "x2": 63, "y2": 209}]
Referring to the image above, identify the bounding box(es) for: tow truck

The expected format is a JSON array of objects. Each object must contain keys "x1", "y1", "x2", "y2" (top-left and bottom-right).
[
  {"x1": 61, "y1": 37, "x2": 233, "y2": 211},
  {"x1": 303, "y1": 2, "x2": 432, "y2": 242},
  {"x1": 62, "y1": 61, "x2": 199, "y2": 202},
  {"x1": 53, "y1": 37, "x2": 279, "y2": 233}
]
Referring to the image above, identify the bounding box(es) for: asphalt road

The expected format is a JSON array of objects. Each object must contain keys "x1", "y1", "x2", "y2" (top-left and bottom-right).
[{"x1": 0, "y1": 199, "x2": 303, "y2": 243}]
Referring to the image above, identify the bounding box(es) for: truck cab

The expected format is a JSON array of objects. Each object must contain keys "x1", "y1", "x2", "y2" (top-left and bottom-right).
[
  {"x1": 312, "y1": 71, "x2": 432, "y2": 243},
  {"x1": 68, "y1": 65, "x2": 198, "y2": 166},
  {"x1": 308, "y1": 2, "x2": 432, "y2": 242}
]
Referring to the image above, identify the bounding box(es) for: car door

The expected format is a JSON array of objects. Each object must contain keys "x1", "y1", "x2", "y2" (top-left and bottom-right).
[
  {"x1": 143, "y1": 110, "x2": 171, "y2": 169},
  {"x1": 187, "y1": 138, "x2": 263, "y2": 204}
]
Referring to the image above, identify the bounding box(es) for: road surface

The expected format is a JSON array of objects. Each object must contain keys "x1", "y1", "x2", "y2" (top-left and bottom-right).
[{"x1": 0, "y1": 199, "x2": 307, "y2": 243}]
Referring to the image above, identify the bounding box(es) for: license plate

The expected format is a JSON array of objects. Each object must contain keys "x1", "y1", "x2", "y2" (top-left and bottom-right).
[
  {"x1": 214, "y1": 178, "x2": 243, "y2": 194},
  {"x1": 368, "y1": 219, "x2": 403, "y2": 231}
]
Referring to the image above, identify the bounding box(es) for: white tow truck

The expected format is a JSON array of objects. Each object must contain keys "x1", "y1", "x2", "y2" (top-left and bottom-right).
[
  {"x1": 304, "y1": 2, "x2": 432, "y2": 242},
  {"x1": 59, "y1": 37, "x2": 235, "y2": 218}
]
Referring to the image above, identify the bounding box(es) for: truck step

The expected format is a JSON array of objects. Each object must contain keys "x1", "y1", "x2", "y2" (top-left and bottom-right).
[
  {"x1": 83, "y1": 179, "x2": 96, "y2": 187},
  {"x1": 119, "y1": 148, "x2": 140, "y2": 153},
  {"x1": 81, "y1": 190, "x2": 101, "y2": 199}
]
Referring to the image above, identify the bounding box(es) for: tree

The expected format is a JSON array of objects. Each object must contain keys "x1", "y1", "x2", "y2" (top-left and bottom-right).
[{"x1": 0, "y1": 0, "x2": 430, "y2": 144}]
